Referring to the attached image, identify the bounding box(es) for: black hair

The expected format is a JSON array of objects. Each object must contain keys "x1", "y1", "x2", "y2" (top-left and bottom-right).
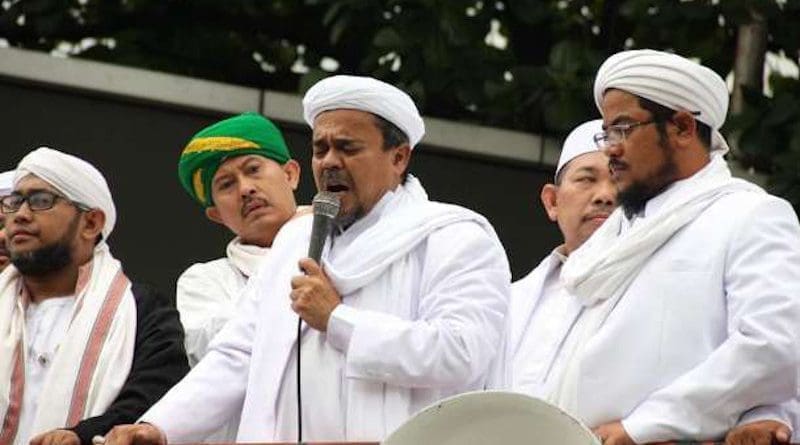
[
  {"x1": 636, "y1": 96, "x2": 712, "y2": 150},
  {"x1": 372, "y1": 114, "x2": 411, "y2": 183}
]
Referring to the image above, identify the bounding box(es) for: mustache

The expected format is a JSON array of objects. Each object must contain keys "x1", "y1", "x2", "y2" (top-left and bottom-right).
[
  {"x1": 320, "y1": 169, "x2": 352, "y2": 188},
  {"x1": 609, "y1": 159, "x2": 628, "y2": 171},
  {"x1": 240, "y1": 195, "x2": 268, "y2": 217}
]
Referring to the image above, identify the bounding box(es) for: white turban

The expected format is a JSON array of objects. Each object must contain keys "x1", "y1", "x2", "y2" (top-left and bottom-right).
[
  {"x1": 14, "y1": 147, "x2": 117, "y2": 240},
  {"x1": 593, "y1": 49, "x2": 730, "y2": 154},
  {"x1": 556, "y1": 119, "x2": 604, "y2": 181},
  {"x1": 302, "y1": 75, "x2": 426, "y2": 148},
  {"x1": 0, "y1": 170, "x2": 13, "y2": 196}
]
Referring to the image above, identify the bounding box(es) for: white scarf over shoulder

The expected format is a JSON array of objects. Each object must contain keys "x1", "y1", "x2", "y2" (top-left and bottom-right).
[
  {"x1": 549, "y1": 155, "x2": 763, "y2": 413},
  {"x1": 225, "y1": 206, "x2": 312, "y2": 278},
  {"x1": 0, "y1": 245, "x2": 136, "y2": 444},
  {"x1": 242, "y1": 175, "x2": 502, "y2": 440}
]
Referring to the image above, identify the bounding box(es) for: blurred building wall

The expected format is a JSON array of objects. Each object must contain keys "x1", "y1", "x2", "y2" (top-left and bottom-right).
[{"x1": 0, "y1": 47, "x2": 563, "y2": 300}]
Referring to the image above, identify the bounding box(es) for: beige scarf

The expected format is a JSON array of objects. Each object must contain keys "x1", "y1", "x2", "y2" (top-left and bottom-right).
[{"x1": 0, "y1": 244, "x2": 136, "y2": 445}]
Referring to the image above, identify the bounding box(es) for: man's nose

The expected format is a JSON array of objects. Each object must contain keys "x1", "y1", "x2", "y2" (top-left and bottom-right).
[
  {"x1": 12, "y1": 202, "x2": 33, "y2": 223},
  {"x1": 318, "y1": 147, "x2": 344, "y2": 169},
  {"x1": 602, "y1": 142, "x2": 623, "y2": 158},
  {"x1": 593, "y1": 180, "x2": 617, "y2": 207},
  {"x1": 238, "y1": 177, "x2": 257, "y2": 197}
]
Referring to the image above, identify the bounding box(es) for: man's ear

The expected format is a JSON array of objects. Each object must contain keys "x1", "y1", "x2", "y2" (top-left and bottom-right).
[
  {"x1": 283, "y1": 159, "x2": 301, "y2": 191},
  {"x1": 540, "y1": 184, "x2": 559, "y2": 222},
  {"x1": 81, "y1": 209, "x2": 106, "y2": 241},
  {"x1": 205, "y1": 206, "x2": 224, "y2": 225},
  {"x1": 392, "y1": 144, "x2": 411, "y2": 176},
  {"x1": 671, "y1": 110, "x2": 698, "y2": 145}
]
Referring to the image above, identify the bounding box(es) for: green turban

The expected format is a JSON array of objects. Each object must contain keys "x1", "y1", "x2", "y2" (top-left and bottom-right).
[{"x1": 178, "y1": 112, "x2": 291, "y2": 207}]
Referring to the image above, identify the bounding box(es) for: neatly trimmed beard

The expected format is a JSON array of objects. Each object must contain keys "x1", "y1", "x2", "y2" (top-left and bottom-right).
[
  {"x1": 618, "y1": 138, "x2": 678, "y2": 219},
  {"x1": 10, "y1": 215, "x2": 79, "y2": 277}
]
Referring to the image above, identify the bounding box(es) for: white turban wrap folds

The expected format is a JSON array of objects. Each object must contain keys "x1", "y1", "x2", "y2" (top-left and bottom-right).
[
  {"x1": 302, "y1": 75, "x2": 426, "y2": 148},
  {"x1": 593, "y1": 49, "x2": 730, "y2": 154},
  {"x1": 14, "y1": 147, "x2": 117, "y2": 240},
  {"x1": 0, "y1": 170, "x2": 13, "y2": 196},
  {"x1": 556, "y1": 119, "x2": 604, "y2": 181}
]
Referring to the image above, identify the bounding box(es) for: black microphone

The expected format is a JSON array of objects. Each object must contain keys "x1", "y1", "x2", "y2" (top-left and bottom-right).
[
  {"x1": 307, "y1": 191, "x2": 341, "y2": 262},
  {"x1": 297, "y1": 191, "x2": 340, "y2": 444}
]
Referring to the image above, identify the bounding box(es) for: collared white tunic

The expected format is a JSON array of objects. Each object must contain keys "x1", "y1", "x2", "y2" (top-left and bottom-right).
[{"x1": 16, "y1": 297, "x2": 75, "y2": 445}]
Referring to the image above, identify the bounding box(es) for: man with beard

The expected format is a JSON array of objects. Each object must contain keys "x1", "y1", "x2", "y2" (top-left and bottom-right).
[
  {"x1": 507, "y1": 119, "x2": 616, "y2": 398},
  {"x1": 0, "y1": 148, "x2": 189, "y2": 445},
  {"x1": 548, "y1": 50, "x2": 800, "y2": 445},
  {"x1": 104, "y1": 75, "x2": 510, "y2": 444},
  {"x1": 176, "y1": 113, "x2": 305, "y2": 368},
  {"x1": 0, "y1": 170, "x2": 13, "y2": 271}
]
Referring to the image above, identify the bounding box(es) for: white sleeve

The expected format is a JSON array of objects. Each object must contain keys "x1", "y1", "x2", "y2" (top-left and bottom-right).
[
  {"x1": 139, "y1": 276, "x2": 260, "y2": 443},
  {"x1": 623, "y1": 197, "x2": 800, "y2": 443},
  {"x1": 176, "y1": 263, "x2": 241, "y2": 367},
  {"x1": 327, "y1": 220, "x2": 510, "y2": 388}
]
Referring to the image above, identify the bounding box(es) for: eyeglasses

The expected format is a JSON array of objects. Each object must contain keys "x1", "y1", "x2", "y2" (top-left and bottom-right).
[
  {"x1": 593, "y1": 119, "x2": 656, "y2": 150},
  {"x1": 0, "y1": 191, "x2": 91, "y2": 214},
  {"x1": 593, "y1": 111, "x2": 702, "y2": 150}
]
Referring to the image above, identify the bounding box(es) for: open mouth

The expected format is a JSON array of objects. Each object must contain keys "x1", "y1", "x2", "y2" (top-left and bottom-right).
[{"x1": 326, "y1": 184, "x2": 350, "y2": 193}]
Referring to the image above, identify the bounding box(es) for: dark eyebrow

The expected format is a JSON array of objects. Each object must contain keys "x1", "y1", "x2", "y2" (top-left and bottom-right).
[
  {"x1": 241, "y1": 156, "x2": 262, "y2": 168},
  {"x1": 608, "y1": 114, "x2": 636, "y2": 127},
  {"x1": 574, "y1": 166, "x2": 599, "y2": 175},
  {"x1": 12, "y1": 187, "x2": 53, "y2": 195},
  {"x1": 568, "y1": 166, "x2": 600, "y2": 178},
  {"x1": 313, "y1": 136, "x2": 364, "y2": 147},
  {"x1": 212, "y1": 172, "x2": 233, "y2": 187}
]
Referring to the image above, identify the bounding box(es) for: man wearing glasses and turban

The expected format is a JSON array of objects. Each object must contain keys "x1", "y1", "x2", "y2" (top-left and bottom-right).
[
  {"x1": 0, "y1": 148, "x2": 189, "y2": 445},
  {"x1": 546, "y1": 50, "x2": 800, "y2": 445}
]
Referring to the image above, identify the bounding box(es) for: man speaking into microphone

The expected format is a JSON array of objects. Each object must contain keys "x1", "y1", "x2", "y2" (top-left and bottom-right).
[{"x1": 106, "y1": 75, "x2": 511, "y2": 444}]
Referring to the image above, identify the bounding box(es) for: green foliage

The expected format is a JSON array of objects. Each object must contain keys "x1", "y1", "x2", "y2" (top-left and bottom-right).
[
  {"x1": 1, "y1": 0, "x2": 799, "y2": 207},
  {"x1": 729, "y1": 75, "x2": 800, "y2": 205}
]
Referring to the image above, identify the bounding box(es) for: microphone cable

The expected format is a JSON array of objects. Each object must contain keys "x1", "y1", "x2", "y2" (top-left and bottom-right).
[
  {"x1": 297, "y1": 317, "x2": 303, "y2": 444},
  {"x1": 296, "y1": 191, "x2": 339, "y2": 444}
]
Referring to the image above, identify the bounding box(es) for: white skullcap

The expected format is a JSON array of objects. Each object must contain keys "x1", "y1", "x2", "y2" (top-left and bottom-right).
[
  {"x1": 556, "y1": 119, "x2": 604, "y2": 181},
  {"x1": 0, "y1": 170, "x2": 14, "y2": 196},
  {"x1": 15, "y1": 147, "x2": 117, "y2": 240},
  {"x1": 593, "y1": 49, "x2": 730, "y2": 154},
  {"x1": 302, "y1": 75, "x2": 426, "y2": 148}
]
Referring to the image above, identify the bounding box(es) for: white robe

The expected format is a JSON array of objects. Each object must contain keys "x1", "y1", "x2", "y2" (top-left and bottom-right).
[
  {"x1": 16, "y1": 297, "x2": 75, "y2": 445},
  {"x1": 507, "y1": 249, "x2": 583, "y2": 400},
  {"x1": 142, "y1": 177, "x2": 511, "y2": 442},
  {"x1": 0, "y1": 245, "x2": 136, "y2": 445},
  {"x1": 175, "y1": 245, "x2": 253, "y2": 442},
  {"x1": 553, "y1": 162, "x2": 800, "y2": 442},
  {"x1": 508, "y1": 248, "x2": 800, "y2": 440},
  {"x1": 176, "y1": 243, "x2": 255, "y2": 368}
]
